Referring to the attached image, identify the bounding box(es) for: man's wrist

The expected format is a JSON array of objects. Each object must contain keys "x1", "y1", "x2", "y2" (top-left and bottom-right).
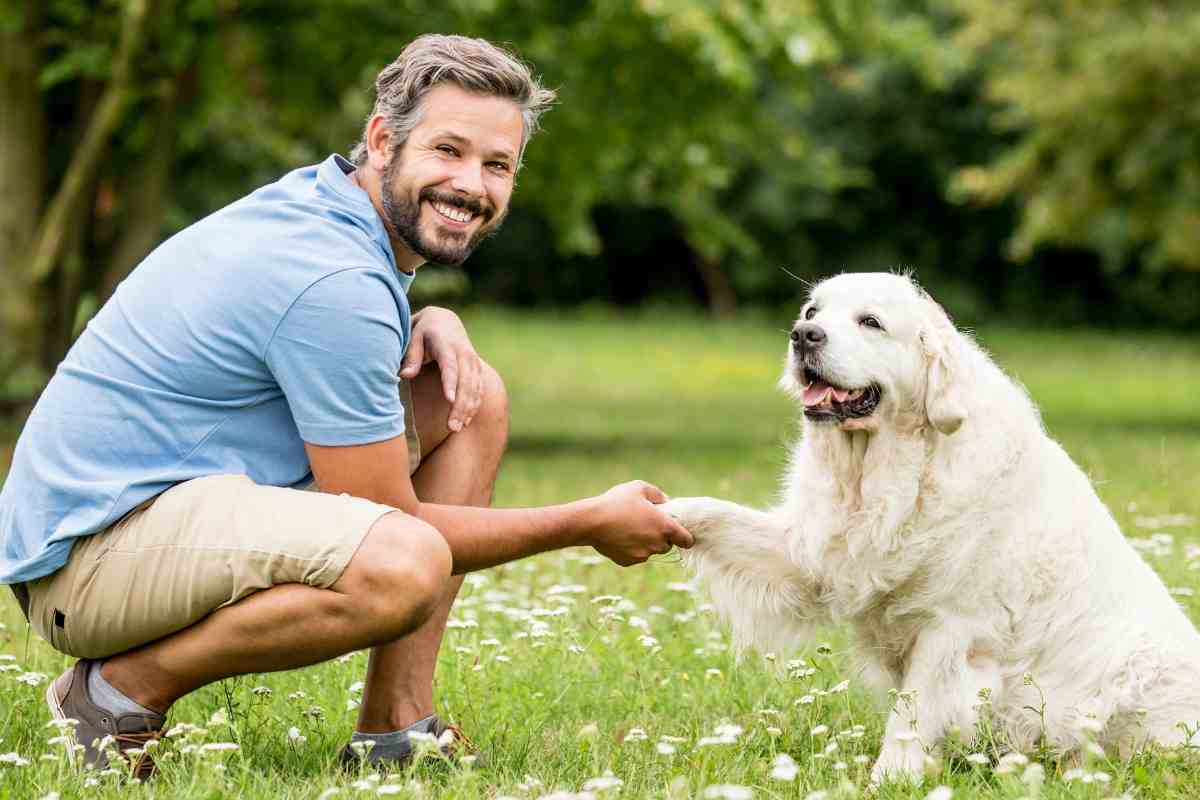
[{"x1": 562, "y1": 496, "x2": 600, "y2": 549}]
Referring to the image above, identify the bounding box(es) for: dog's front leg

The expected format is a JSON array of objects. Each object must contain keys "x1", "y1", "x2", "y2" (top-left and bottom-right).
[
  {"x1": 663, "y1": 496, "x2": 827, "y2": 654},
  {"x1": 870, "y1": 626, "x2": 1002, "y2": 787}
]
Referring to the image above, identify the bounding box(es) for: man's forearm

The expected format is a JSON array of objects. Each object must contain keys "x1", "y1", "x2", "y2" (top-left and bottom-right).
[
  {"x1": 410, "y1": 500, "x2": 596, "y2": 574},
  {"x1": 305, "y1": 438, "x2": 681, "y2": 573}
]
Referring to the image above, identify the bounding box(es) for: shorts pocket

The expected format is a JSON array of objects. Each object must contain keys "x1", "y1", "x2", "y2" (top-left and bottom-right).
[{"x1": 26, "y1": 574, "x2": 78, "y2": 657}]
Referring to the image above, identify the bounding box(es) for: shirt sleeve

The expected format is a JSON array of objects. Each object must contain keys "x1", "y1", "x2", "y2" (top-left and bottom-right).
[{"x1": 264, "y1": 269, "x2": 408, "y2": 446}]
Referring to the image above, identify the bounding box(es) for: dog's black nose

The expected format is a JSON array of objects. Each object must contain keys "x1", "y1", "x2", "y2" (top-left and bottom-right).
[{"x1": 792, "y1": 323, "x2": 826, "y2": 353}]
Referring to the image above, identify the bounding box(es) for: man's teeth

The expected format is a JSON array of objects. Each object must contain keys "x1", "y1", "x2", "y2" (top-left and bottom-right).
[{"x1": 432, "y1": 201, "x2": 474, "y2": 223}]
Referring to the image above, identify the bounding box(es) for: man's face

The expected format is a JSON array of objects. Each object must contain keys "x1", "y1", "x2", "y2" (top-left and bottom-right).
[{"x1": 379, "y1": 84, "x2": 523, "y2": 266}]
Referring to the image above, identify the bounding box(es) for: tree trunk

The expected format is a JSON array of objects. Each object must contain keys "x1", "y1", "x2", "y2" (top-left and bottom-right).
[
  {"x1": 100, "y1": 85, "x2": 180, "y2": 303},
  {"x1": 42, "y1": 82, "x2": 103, "y2": 371},
  {"x1": 25, "y1": 0, "x2": 150, "y2": 284},
  {"x1": 45, "y1": 191, "x2": 95, "y2": 370},
  {"x1": 692, "y1": 252, "x2": 738, "y2": 319},
  {"x1": 0, "y1": 1, "x2": 47, "y2": 379}
]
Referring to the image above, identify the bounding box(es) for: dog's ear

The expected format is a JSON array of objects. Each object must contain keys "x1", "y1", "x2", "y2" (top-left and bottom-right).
[{"x1": 919, "y1": 293, "x2": 968, "y2": 435}]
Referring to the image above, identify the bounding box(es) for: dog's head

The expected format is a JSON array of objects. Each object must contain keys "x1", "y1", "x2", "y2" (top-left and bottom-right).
[{"x1": 780, "y1": 272, "x2": 968, "y2": 436}]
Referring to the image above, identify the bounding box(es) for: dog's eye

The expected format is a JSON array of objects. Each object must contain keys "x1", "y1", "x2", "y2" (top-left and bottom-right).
[
  {"x1": 860, "y1": 315, "x2": 884, "y2": 330},
  {"x1": 804, "y1": 306, "x2": 817, "y2": 321}
]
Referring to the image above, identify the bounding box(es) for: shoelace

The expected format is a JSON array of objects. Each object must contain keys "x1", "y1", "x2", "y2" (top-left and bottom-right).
[
  {"x1": 115, "y1": 729, "x2": 163, "y2": 778},
  {"x1": 439, "y1": 722, "x2": 475, "y2": 753}
]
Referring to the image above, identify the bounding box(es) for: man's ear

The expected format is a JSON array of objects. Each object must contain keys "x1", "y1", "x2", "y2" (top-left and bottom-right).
[
  {"x1": 365, "y1": 115, "x2": 394, "y2": 173},
  {"x1": 919, "y1": 293, "x2": 968, "y2": 435}
]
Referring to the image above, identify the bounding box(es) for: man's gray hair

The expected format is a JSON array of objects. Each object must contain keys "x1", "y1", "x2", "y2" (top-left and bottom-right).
[{"x1": 349, "y1": 34, "x2": 556, "y2": 169}]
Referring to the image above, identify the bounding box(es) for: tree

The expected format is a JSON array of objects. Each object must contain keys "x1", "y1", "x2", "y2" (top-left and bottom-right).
[
  {"x1": 948, "y1": 0, "x2": 1200, "y2": 272},
  {"x1": 1, "y1": 0, "x2": 215, "y2": 406}
]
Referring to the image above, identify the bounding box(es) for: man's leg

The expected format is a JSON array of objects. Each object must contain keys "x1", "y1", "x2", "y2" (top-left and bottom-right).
[
  {"x1": 96, "y1": 510, "x2": 452, "y2": 712},
  {"x1": 354, "y1": 362, "x2": 509, "y2": 733}
]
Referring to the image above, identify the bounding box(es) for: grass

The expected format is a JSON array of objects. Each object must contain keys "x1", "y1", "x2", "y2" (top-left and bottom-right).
[{"x1": 1, "y1": 308, "x2": 1199, "y2": 799}]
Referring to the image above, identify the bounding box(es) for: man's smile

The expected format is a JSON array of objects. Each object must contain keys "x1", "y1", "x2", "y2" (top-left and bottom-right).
[{"x1": 429, "y1": 199, "x2": 476, "y2": 226}]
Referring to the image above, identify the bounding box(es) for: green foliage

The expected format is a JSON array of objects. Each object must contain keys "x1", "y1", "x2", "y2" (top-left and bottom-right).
[
  {"x1": 949, "y1": 0, "x2": 1200, "y2": 272},
  {"x1": 5, "y1": 0, "x2": 1200, "y2": 414}
]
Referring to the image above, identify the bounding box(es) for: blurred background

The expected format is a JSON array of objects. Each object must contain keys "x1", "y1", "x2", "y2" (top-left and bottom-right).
[{"x1": 2, "y1": 0, "x2": 1199, "y2": 421}]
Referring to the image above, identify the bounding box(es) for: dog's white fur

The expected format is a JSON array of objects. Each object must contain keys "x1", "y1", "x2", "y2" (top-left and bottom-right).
[{"x1": 665, "y1": 273, "x2": 1200, "y2": 784}]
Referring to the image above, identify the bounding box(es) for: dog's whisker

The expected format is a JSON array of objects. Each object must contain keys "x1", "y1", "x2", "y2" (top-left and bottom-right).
[{"x1": 779, "y1": 265, "x2": 808, "y2": 285}]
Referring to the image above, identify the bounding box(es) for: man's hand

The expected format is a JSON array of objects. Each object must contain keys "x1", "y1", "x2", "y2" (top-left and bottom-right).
[
  {"x1": 401, "y1": 307, "x2": 483, "y2": 432},
  {"x1": 580, "y1": 481, "x2": 695, "y2": 566}
]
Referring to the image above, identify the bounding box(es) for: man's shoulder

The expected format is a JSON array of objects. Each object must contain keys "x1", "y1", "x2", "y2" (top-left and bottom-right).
[
  {"x1": 212, "y1": 161, "x2": 389, "y2": 268},
  {"x1": 130, "y1": 158, "x2": 401, "y2": 310}
]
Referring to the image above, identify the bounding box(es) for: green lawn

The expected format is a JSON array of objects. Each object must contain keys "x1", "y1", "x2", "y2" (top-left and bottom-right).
[{"x1": 2, "y1": 309, "x2": 1198, "y2": 799}]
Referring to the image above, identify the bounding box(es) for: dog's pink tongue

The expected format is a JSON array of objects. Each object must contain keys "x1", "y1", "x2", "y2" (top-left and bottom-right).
[{"x1": 804, "y1": 380, "x2": 832, "y2": 407}]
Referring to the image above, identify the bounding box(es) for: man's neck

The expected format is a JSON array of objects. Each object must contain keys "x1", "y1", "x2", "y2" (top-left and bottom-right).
[{"x1": 350, "y1": 168, "x2": 423, "y2": 275}]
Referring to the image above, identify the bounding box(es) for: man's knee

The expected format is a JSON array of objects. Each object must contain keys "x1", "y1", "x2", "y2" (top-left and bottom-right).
[
  {"x1": 338, "y1": 512, "x2": 452, "y2": 637},
  {"x1": 475, "y1": 360, "x2": 509, "y2": 445}
]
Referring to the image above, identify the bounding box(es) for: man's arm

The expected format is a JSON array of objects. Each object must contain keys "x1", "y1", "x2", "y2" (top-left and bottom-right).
[{"x1": 306, "y1": 437, "x2": 693, "y2": 573}]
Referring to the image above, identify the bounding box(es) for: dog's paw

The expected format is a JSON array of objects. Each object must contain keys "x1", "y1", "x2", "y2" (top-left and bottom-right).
[
  {"x1": 869, "y1": 742, "x2": 928, "y2": 789},
  {"x1": 660, "y1": 496, "x2": 732, "y2": 539}
]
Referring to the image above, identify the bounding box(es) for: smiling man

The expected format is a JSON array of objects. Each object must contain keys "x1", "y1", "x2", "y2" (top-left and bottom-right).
[{"x1": 0, "y1": 35, "x2": 693, "y2": 778}]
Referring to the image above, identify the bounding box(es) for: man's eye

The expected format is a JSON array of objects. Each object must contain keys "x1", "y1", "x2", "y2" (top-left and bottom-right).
[
  {"x1": 804, "y1": 306, "x2": 817, "y2": 321},
  {"x1": 488, "y1": 162, "x2": 511, "y2": 173},
  {"x1": 436, "y1": 145, "x2": 458, "y2": 156},
  {"x1": 860, "y1": 315, "x2": 884, "y2": 330}
]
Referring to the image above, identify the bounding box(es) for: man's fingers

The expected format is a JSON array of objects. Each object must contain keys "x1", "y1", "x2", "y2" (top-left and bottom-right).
[
  {"x1": 640, "y1": 482, "x2": 669, "y2": 504},
  {"x1": 439, "y1": 353, "x2": 459, "y2": 409},
  {"x1": 471, "y1": 360, "x2": 485, "y2": 420},
  {"x1": 447, "y1": 354, "x2": 476, "y2": 431},
  {"x1": 400, "y1": 336, "x2": 425, "y2": 378},
  {"x1": 666, "y1": 520, "x2": 695, "y2": 549},
  {"x1": 459, "y1": 357, "x2": 484, "y2": 428}
]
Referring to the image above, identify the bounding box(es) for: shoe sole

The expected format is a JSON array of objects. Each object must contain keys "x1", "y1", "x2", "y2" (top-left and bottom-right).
[
  {"x1": 44, "y1": 679, "x2": 83, "y2": 768},
  {"x1": 45, "y1": 678, "x2": 70, "y2": 724}
]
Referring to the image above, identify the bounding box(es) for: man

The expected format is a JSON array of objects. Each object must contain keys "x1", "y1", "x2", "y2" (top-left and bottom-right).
[{"x1": 0, "y1": 34, "x2": 692, "y2": 778}]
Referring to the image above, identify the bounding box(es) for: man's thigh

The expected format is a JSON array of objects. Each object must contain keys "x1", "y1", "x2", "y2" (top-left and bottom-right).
[{"x1": 26, "y1": 474, "x2": 395, "y2": 659}]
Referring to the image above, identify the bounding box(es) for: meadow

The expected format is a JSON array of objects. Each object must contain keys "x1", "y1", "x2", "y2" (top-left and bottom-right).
[{"x1": 2, "y1": 308, "x2": 1198, "y2": 799}]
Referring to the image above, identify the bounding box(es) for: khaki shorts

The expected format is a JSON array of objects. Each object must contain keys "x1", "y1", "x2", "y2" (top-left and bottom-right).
[{"x1": 26, "y1": 389, "x2": 422, "y2": 660}]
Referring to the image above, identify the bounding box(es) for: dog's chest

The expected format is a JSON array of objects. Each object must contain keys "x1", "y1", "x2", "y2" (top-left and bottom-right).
[
  {"x1": 857, "y1": 602, "x2": 928, "y2": 667},
  {"x1": 816, "y1": 529, "x2": 931, "y2": 619}
]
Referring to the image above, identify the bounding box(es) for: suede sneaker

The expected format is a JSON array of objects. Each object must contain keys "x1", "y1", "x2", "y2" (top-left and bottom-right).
[
  {"x1": 45, "y1": 659, "x2": 165, "y2": 780},
  {"x1": 338, "y1": 716, "x2": 481, "y2": 771}
]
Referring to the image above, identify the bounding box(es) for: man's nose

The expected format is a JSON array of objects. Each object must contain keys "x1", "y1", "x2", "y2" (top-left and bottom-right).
[
  {"x1": 448, "y1": 160, "x2": 486, "y2": 198},
  {"x1": 790, "y1": 323, "x2": 826, "y2": 355}
]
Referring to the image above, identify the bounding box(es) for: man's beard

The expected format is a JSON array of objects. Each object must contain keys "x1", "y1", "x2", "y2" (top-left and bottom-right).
[{"x1": 379, "y1": 157, "x2": 505, "y2": 266}]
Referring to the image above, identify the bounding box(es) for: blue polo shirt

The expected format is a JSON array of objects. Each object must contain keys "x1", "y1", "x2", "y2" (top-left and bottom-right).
[{"x1": 0, "y1": 155, "x2": 414, "y2": 584}]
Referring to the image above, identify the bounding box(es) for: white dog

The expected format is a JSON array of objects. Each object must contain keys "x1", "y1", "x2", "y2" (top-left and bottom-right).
[{"x1": 665, "y1": 272, "x2": 1200, "y2": 784}]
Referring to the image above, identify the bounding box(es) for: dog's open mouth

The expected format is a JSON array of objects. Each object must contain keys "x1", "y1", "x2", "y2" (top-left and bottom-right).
[{"x1": 802, "y1": 367, "x2": 881, "y2": 422}]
